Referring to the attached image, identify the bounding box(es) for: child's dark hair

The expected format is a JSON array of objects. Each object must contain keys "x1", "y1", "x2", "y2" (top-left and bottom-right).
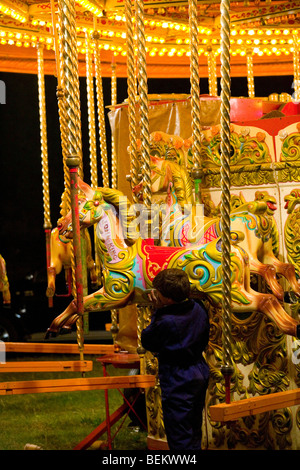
[{"x1": 153, "y1": 269, "x2": 190, "y2": 303}]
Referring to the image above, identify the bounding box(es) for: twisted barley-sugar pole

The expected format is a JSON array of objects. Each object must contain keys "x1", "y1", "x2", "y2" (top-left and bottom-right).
[
  {"x1": 50, "y1": 0, "x2": 72, "y2": 237},
  {"x1": 110, "y1": 51, "x2": 120, "y2": 347},
  {"x1": 50, "y1": 0, "x2": 79, "y2": 316},
  {"x1": 85, "y1": 32, "x2": 98, "y2": 189},
  {"x1": 37, "y1": 44, "x2": 52, "y2": 305},
  {"x1": 86, "y1": 30, "x2": 102, "y2": 289},
  {"x1": 293, "y1": 34, "x2": 300, "y2": 102},
  {"x1": 76, "y1": 32, "x2": 98, "y2": 333},
  {"x1": 188, "y1": 0, "x2": 202, "y2": 205},
  {"x1": 125, "y1": 0, "x2": 139, "y2": 203},
  {"x1": 111, "y1": 58, "x2": 118, "y2": 190},
  {"x1": 136, "y1": 0, "x2": 151, "y2": 214},
  {"x1": 94, "y1": 29, "x2": 119, "y2": 341},
  {"x1": 220, "y1": 0, "x2": 234, "y2": 403},
  {"x1": 246, "y1": 49, "x2": 255, "y2": 98},
  {"x1": 93, "y1": 34, "x2": 110, "y2": 188},
  {"x1": 125, "y1": 0, "x2": 146, "y2": 363},
  {"x1": 125, "y1": 0, "x2": 144, "y2": 366},
  {"x1": 58, "y1": 0, "x2": 84, "y2": 360},
  {"x1": 135, "y1": 0, "x2": 152, "y2": 373},
  {"x1": 207, "y1": 45, "x2": 218, "y2": 97},
  {"x1": 50, "y1": 0, "x2": 69, "y2": 204}
]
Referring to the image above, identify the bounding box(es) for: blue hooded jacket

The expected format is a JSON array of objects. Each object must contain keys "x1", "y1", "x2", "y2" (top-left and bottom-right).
[
  {"x1": 141, "y1": 299, "x2": 210, "y2": 450},
  {"x1": 141, "y1": 299, "x2": 210, "y2": 390}
]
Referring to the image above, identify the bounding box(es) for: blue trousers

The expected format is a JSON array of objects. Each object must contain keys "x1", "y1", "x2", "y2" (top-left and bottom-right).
[{"x1": 159, "y1": 362, "x2": 209, "y2": 451}]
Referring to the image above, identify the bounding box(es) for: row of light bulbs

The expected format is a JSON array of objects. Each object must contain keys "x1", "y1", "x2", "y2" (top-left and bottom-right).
[
  {"x1": 2, "y1": 26, "x2": 299, "y2": 47},
  {"x1": 0, "y1": 2, "x2": 27, "y2": 23},
  {"x1": 0, "y1": 31, "x2": 297, "y2": 58},
  {"x1": 0, "y1": 0, "x2": 299, "y2": 56},
  {"x1": 0, "y1": 0, "x2": 299, "y2": 39},
  {"x1": 112, "y1": 13, "x2": 300, "y2": 39},
  {"x1": 23, "y1": 14, "x2": 300, "y2": 43}
]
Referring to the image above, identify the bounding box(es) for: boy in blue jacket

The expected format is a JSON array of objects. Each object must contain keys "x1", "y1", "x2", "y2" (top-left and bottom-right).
[{"x1": 141, "y1": 268, "x2": 210, "y2": 451}]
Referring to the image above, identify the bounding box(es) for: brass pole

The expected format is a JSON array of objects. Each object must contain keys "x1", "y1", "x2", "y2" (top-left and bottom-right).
[
  {"x1": 207, "y1": 45, "x2": 218, "y2": 97},
  {"x1": 135, "y1": 0, "x2": 152, "y2": 374},
  {"x1": 111, "y1": 59, "x2": 117, "y2": 189},
  {"x1": 85, "y1": 32, "x2": 98, "y2": 189},
  {"x1": 86, "y1": 30, "x2": 101, "y2": 288},
  {"x1": 82, "y1": 31, "x2": 100, "y2": 334},
  {"x1": 293, "y1": 34, "x2": 300, "y2": 102},
  {"x1": 37, "y1": 44, "x2": 52, "y2": 305},
  {"x1": 136, "y1": 0, "x2": 151, "y2": 212},
  {"x1": 188, "y1": 0, "x2": 202, "y2": 204},
  {"x1": 125, "y1": 0, "x2": 139, "y2": 203},
  {"x1": 246, "y1": 49, "x2": 255, "y2": 98},
  {"x1": 51, "y1": 0, "x2": 76, "y2": 311},
  {"x1": 50, "y1": 0, "x2": 70, "y2": 210},
  {"x1": 220, "y1": 0, "x2": 234, "y2": 402},
  {"x1": 58, "y1": 0, "x2": 84, "y2": 360},
  {"x1": 93, "y1": 34, "x2": 109, "y2": 188}
]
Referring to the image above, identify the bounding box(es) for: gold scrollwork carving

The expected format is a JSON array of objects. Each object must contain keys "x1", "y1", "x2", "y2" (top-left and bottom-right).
[
  {"x1": 280, "y1": 127, "x2": 300, "y2": 162},
  {"x1": 200, "y1": 128, "x2": 271, "y2": 168},
  {"x1": 284, "y1": 189, "x2": 300, "y2": 275},
  {"x1": 143, "y1": 128, "x2": 300, "y2": 188},
  {"x1": 201, "y1": 164, "x2": 275, "y2": 188},
  {"x1": 134, "y1": 129, "x2": 300, "y2": 448},
  {"x1": 277, "y1": 162, "x2": 300, "y2": 183},
  {"x1": 206, "y1": 302, "x2": 290, "y2": 449},
  {"x1": 271, "y1": 409, "x2": 293, "y2": 449},
  {"x1": 283, "y1": 188, "x2": 300, "y2": 439}
]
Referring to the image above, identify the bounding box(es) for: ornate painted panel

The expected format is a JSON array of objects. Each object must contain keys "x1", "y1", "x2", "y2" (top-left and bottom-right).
[{"x1": 136, "y1": 117, "x2": 300, "y2": 450}]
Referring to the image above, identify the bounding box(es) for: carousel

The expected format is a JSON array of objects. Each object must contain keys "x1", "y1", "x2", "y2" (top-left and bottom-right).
[{"x1": 1, "y1": 0, "x2": 300, "y2": 451}]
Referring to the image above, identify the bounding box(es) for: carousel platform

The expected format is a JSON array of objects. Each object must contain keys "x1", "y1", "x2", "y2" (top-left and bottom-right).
[{"x1": 28, "y1": 329, "x2": 113, "y2": 345}]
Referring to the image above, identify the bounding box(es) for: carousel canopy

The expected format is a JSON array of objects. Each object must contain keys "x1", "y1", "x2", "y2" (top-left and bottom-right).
[{"x1": 0, "y1": 0, "x2": 299, "y2": 78}]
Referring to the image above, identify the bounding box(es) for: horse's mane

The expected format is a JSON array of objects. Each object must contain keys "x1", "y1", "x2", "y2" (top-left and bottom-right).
[
  {"x1": 100, "y1": 187, "x2": 137, "y2": 245},
  {"x1": 165, "y1": 159, "x2": 194, "y2": 207},
  {"x1": 97, "y1": 160, "x2": 194, "y2": 244}
]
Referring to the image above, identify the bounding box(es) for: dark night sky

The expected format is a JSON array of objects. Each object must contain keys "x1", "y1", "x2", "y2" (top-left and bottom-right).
[{"x1": 0, "y1": 71, "x2": 294, "y2": 287}]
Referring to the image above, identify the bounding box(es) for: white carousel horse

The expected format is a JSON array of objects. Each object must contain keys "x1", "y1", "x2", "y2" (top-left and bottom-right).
[
  {"x1": 46, "y1": 179, "x2": 299, "y2": 339},
  {"x1": 132, "y1": 155, "x2": 300, "y2": 301}
]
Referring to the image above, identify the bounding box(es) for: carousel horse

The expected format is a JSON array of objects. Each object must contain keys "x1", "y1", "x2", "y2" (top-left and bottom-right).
[
  {"x1": 46, "y1": 178, "x2": 300, "y2": 339},
  {"x1": 46, "y1": 224, "x2": 98, "y2": 302},
  {"x1": 0, "y1": 254, "x2": 11, "y2": 304},
  {"x1": 132, "y1": 155, "x2": 300, "y2": 301}
]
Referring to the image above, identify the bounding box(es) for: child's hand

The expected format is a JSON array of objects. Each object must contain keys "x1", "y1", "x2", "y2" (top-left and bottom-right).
[{"x1": 148, "y1": 289, "x2": 158, "y2": 304}]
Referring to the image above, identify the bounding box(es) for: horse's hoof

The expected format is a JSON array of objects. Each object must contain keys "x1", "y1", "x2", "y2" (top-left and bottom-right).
[
  {"x1": 60, "y1": 326, "x2": 73, "y2": 334},
  {"x1": 46, "y1": 287, "x2": 55, "y2": 298},
  {"x1": 44, "y1": 329, "x2": 57, "y2": 339}
]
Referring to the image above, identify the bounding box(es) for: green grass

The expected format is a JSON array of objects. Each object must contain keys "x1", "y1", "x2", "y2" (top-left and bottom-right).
[{"x1": 0, "y1": 355, "x2": 148, "y2": 450}]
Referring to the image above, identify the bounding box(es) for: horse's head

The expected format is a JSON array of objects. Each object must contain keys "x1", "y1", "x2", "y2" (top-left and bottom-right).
[
  {"x1": 132, "y1": 154, "x2": 167, "y2": 199},
  {"x1": 132, "y1": 154, "x2": 191, "y2": 204},
  {"x1": 58, "y1": 179, "x2": 105, "y2": 238}
]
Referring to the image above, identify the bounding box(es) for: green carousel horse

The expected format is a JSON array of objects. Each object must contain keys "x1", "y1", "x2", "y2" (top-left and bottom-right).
[
  {"x1": 132, "y1": 154, "x2": 300, "y2": 301},
  {"x1": 46, "y1": 179, "x2": 299, "y2": 339}
]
